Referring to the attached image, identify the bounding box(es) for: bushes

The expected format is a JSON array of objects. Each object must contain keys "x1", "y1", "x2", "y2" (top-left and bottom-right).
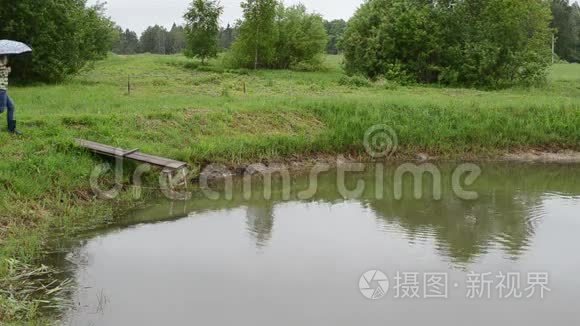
[
  {"x1": 342, "y1": 0, "x2": 443, "y2": 82},
  {"x1": 0, "y1": 0, "x2": 116, "y2": 82},
  {"x1": 227, "y1": 1, "x2": 327, "y2": 70},
  {"x1": 338, "y1": 75, "x2": 371, "y2": 87},
  {"x1": 342, "y1": 0, "x2": 553, "y2": 88}
]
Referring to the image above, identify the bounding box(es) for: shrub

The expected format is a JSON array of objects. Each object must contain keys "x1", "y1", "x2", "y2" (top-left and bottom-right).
[
  {"x1": 291, "y1": 56, "x2": 325, "y2": 71},
  {"x1": 338, "y1": 75, "x2": 371, "y2": 87}
]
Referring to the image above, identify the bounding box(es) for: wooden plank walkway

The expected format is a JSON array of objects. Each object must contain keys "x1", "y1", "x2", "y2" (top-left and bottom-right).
[{"x1": 76, "y1": 139, "x2": 187, "y2": 171}]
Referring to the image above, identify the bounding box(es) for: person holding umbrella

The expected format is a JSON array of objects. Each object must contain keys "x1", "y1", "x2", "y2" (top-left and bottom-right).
[
  {"x1": 0, "y1": 40, "x2": 32, "y2": 135},
  {"x1": 0, "y1": 55, "x2": 21, "y2": 135}
]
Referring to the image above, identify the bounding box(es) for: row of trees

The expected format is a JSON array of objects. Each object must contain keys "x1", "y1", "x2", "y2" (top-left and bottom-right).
[
  {"x1": 113, "y1": 24, "x2": 186, "y2": 55},
  {"x1": 113, "y1": 0, "x2": 579, "y2": 66},
  {"x1": 116, "y1": 18, "x2": 345, "y2": 57},
  {"x1": 0, "y1": 0, "x2": 116, "y2": 82},
  {"x1": 184, "y1": 0, "x2": 328, "y2": 69},
  {"x1": 2, "y1": 0, "x2": 575, "y2": 83},
  {"x1": 342, "y1": 0, "x2": 555, "y2": 88}
]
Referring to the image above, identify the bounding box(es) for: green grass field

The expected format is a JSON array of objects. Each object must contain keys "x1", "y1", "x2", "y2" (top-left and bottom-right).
[{"x1": 1, "y1": 54, "x2": 580, "y2": 322}]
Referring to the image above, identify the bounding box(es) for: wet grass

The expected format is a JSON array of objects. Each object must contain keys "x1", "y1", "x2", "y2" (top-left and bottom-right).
[
  {"x1": 0, "y1": 54, "x2": 579, "y2": 322},
  {"x1": 0, "y1": 259, "x2": 71, "y2": 324}
]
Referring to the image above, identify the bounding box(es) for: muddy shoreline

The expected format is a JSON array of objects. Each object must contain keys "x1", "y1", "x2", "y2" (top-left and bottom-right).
[
  {"x1": 198, "y1": 150, "x2": 580, "y2": 181},
  {"x1": 501, "y1": 150, "x2": 580, "y2": 163}
]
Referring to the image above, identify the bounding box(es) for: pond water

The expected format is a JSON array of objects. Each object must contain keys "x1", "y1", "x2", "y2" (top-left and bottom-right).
[{"x1": 58, "y1": 163, "x2": 580, "y2": 325}]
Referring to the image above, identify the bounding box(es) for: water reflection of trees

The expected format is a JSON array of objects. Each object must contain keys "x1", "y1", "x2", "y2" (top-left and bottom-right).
[
  {"x1": 67, "y1": 163, "x2": 580, "y2": 264},
  {"x1": 366, "y1": 191, "x2": 541, "y2": 265},
  {"x1": 276, "y1": 163, "x2": 578, "y2": 264},
  {"x1": 360, "y1": 164, "x2": 577, "y2": 264}
]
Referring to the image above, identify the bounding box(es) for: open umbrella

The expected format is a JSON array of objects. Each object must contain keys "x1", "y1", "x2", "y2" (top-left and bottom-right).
[{"x1": 0, "y1": 40, "x2": 32, "y2": 55}]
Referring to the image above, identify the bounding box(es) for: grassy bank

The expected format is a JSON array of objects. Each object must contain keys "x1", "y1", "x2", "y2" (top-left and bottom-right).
[{"x1": 1, "y1": 54, "x2": 579, "y2": 322}]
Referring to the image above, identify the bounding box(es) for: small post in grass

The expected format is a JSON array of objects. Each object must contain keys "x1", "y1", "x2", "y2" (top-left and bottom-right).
[
  {"x1": 243, "y1": 81, "x2": 246, "y2": 94},
  {"x1": 127, "y1": 75, "x2": 131, "y2": 95}
]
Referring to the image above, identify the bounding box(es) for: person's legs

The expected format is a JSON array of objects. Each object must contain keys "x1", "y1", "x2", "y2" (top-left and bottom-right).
[
  {"x1": 6, "y1": 94, "x2": 14, "y2": 123},
  {"x1": 0, "y1": 90, "x2": 6, "y2": 115},
  {"x1": 4, "y1": 93, "x2": 21, "y2": 134}
]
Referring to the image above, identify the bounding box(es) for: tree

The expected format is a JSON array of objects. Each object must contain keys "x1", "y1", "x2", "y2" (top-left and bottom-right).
[
  {"x1": 183, "y1": 0, "x2": 223, "y2": 64},
  {"x1": 447, "y1": 0, "x2": 553, "y2": 87},
  {"x1": 169, "y1": 23, "x2": 187, "y2": 54},
  {"x1": 230, "y1": 0, "x2": 279, "y2": 69},
  {"x1": 342, "y1": 0, "x2": 444, "y2": 82},
  {"x1": 0, "y1": 0, "x2": 116, "y2": 82},
  {"x1": 275, "y1": 4, "x2": 327, "y2": 69},
  {"x1": 551, "y1": 0, "x2": 580, "y2": 62},
  {"x1": 228, "y1": 1, "x2": 327, "y2": 70},
  {"x1": 124, "y1": 23, "x2": 185, "y2": 55},
  {"x1": 342, "y1": 0, "x2": 553, "y2": 88},
  {"x1": 219, "y1": 23, "x2": 239, "y2": 50},
  {"x1": 113, "y1": 28, "x2": 140, "y2": 54},
  {"x1": 324, "y1": 19, "x2": 347, "y2": 54},
  {"x1": 140, "y1": 25, "x2": 170, "y2": 54},
  {"x1": 578, "y1": 3, "x2": 580, "y2": 58}
]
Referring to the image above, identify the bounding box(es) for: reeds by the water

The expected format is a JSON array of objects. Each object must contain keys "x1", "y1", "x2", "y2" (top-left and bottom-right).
[{"x1": 0, "y1": 259, "x2": 72, "y2": 322}]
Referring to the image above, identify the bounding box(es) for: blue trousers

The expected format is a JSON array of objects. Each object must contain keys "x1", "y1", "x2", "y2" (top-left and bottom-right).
[{"x1": 0, "y1": 90, "x2": 15, "y2": 123}]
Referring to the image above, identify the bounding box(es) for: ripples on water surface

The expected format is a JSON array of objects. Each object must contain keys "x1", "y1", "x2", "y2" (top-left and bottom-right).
[{"x1": 55, "y1": 163, "x2": 580, "y2": 325}]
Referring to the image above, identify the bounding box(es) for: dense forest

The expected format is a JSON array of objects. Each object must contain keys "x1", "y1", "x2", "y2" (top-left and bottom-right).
[{"x1": 112, "y1": 19, "x2": 345, "y2": 56}]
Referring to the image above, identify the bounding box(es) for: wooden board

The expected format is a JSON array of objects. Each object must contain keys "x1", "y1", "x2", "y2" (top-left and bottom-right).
[{"x1": 76, "y1": 139, "x2": 187, "y2": 170}]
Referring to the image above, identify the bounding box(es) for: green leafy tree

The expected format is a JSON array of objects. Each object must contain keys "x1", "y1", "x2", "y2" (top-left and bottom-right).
[
  {"x1": 183, "y1": 0, "x2": 223, "y2": 64},
  {"x1": 219, "y1": 23, "x2": 239, "y2": 50},
  {"x1": 551, "y1": 0, "x2": 580, "y2": 62},
  {"x1": 228, "y1": 1, "x2": 327, "y2": 70},
  {"x1": 577, "y1": 3, "x2": 580, "y2": 44},
  {"x1": 113, "y1": 28, "x2": 140, "y2": 54},
  {"x1": 133, "y1": 24, "x2": 185, "y2": 55},
  {"x1": 140, "y1": 25, "x2": 171, "y2": 54},
  {"x1": 275, "y1": 4, "x2": 327, "y2": 69},
  {"x1": 342, "y1": 0, "x2": 553, "y2": 88},
  {"x1": 446, "y1": 0, "x2": 553, "y2": 87},
  {"x1": 0, "y1": 0, "x2": 116, "y2": 82},
  {"x1": 169, "y1": 23, "x2": 187, "y2": 54},
  {"x1": 230, "y1": 0, "x2": 279, "y2": 69},
  {"x1": 324, "y1": 19, "x2": 347, "y2": 54},
  {"x1": 342, "y1": 0, "x2": 443, "y2": 82}
]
